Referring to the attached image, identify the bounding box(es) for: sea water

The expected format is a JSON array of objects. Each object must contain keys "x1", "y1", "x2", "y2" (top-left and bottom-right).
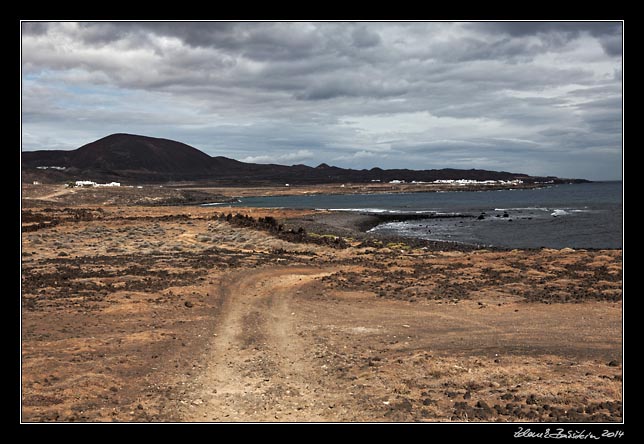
[{"x1": 206, "y1": 182, "x2": 622, "y2": 249}]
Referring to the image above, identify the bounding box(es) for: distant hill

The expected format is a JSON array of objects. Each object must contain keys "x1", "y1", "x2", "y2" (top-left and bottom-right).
[
  {"x1": 22, "y1": 133, "x2": 586, "y2": 185},
  {"x1": 71, "y1": 133, "x2": 214, "y2": 173}
]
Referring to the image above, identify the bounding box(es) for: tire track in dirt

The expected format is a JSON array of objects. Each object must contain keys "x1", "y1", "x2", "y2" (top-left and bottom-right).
[
  {"x1": 181, "y1": 266, "x2": 348, "y2": 422},
  {"x1": 32, "y1": 187, "x2": 77, "y2": 201}
]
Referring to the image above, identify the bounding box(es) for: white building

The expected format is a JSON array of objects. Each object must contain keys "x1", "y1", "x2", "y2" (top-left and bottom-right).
[
  {"x1": 74, "y1": 181, "x2": 121, "y2": 187},
  {"x1": 75, "y1": 180, "x2": 97, "y2": 187}
]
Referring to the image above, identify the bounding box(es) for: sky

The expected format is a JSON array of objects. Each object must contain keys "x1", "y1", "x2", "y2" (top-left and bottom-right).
[{"x1": 21, "y1": 21, "x2": 623, "y2": 180}]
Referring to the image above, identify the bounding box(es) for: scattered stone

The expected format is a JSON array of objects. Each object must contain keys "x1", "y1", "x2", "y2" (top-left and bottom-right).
[
  {"x1": 476, "y1": 400, "x2": 490, "y2": 409},
  {"x1": 607, "y1": 360, "x2": 620, "y2": 367},
  {"x1": 184, "y1": 301, "x2": 194, "y2": 308},
  {"x1": 393, "y1": 398, "x2": 413, "y2": 412}
]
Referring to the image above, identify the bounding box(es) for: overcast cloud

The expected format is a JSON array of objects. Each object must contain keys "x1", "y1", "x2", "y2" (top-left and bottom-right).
[{"x1": 21, "y1": 21, "x2": 622, "y2": 180}]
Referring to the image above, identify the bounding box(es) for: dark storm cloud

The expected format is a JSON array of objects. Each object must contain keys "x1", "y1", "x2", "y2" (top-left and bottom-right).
[
  {"x1": 598, "y1": 34, "x2": 622, "y2": 56},
  {"x1": 70, "y1": 22, "x2": 326, "y2": 61},
  {"x1": 296, "y1": 76, "x2": 408, "y2": 101},
  {"x1": 21, "y1": 21, "x2": 622, "y2": 179},
  {"x1": 351, "y1": 25, "x2": 381, "y2": 48},
  {"x1": 472, "y1": 21, "x2": 622, "y2": 57},
  {"x1": 474, "y1": 21, "x2": 621, "y2": 38},
  {"x1": 21, "y1": 22, "x2": 50, "y2": 35}
]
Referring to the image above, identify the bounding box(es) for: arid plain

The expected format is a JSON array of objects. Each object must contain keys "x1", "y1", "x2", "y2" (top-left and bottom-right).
[{"x1": 21, "y1": 184, "x2": 622, "y2": 422}]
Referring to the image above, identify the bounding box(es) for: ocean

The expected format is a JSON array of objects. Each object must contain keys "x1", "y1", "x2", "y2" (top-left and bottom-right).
[{"x1": 207, "y1": 182, "x2": 623, "y2": 249}]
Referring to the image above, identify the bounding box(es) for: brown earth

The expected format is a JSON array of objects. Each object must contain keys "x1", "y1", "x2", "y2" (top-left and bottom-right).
[
  {"x1": 22, "y1": 181, "x2": 549, "y2": 208},
  {"x1": 21, "y1": 185, "x2": 623, "y2": 422}
]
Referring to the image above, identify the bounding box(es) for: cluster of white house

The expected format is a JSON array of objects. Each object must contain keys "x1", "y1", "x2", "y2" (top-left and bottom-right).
[
  {"x1": 429, "y1": 179, "x2": 524, "y2": 185},
  {"x1": 36, "y1": 166, "x2": 66, "y2": 171},
  {"x1": 71, "y1": 181, "x2": 121, "y2": 187},
  {"x1": 387, "y1": 179, "x2": 525, "y2": 185}
]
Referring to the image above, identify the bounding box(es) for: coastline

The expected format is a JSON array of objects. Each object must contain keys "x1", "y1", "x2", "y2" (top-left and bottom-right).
[
  {"x1": 179, "y1": 180, "x2": 555, "y2": 199},
  {"x1": 21, "y1": 185, "x2": 623, "y2": 422}
]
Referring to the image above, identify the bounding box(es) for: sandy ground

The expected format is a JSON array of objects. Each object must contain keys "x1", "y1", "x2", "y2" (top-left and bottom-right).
[{"x1": 21, "y1": 185, "x2": 623, "y2": 422}]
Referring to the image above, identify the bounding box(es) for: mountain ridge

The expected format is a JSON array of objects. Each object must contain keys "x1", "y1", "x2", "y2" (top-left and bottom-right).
[{"x1": 22, "y1": 133, "x2": 587, "y2": 185}]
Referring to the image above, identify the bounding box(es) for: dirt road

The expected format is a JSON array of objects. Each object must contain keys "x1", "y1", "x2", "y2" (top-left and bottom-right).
[
  {"x1": 179, "y1": 265, "x2": 622, "y2": 422},
  {"x1": 182, "y1": 267, "x2": 362, "y2": 421}
]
